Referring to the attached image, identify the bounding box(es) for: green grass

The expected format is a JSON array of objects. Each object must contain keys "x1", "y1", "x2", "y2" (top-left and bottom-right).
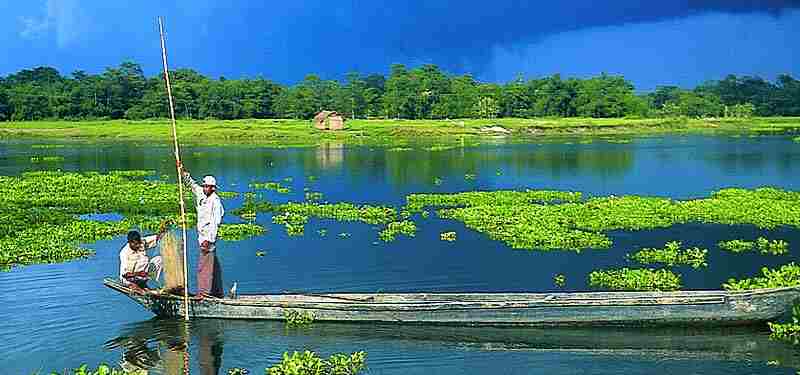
[{"x1": 2, "y1": 117, "x2": 798, "y2": 147}]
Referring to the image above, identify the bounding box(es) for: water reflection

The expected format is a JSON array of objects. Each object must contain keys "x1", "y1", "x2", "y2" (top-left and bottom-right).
[
  {"x1": 105, "y1": 319, "x2": 800, "y2": 374},
  {"x1": 105, "y1": 319, "x2": 223, "y2": 375}
]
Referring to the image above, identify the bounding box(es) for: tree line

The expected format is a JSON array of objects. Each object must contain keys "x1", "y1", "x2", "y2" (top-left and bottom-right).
[{"x1": 0, "y1": 61, "x2": 798, "y2": 121}]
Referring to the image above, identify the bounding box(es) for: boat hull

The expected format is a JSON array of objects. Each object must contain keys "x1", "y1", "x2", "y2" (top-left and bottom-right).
[{"x1": 103, "y1": 279, "x2": 800, "y2": 327}]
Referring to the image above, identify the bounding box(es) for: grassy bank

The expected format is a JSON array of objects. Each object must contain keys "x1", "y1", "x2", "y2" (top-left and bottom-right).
[{"x1": 1, "y1": 117, "x2": 799, "y2": 147}]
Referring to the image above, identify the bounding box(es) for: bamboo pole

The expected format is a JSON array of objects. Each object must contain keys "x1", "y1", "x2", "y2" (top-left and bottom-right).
[{"x1": 158, "y1": 17, "x2": 191, "y2": 321}]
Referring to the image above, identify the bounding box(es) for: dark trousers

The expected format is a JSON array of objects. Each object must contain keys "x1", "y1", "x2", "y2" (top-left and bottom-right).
[{"x1": 197, "y1": 250, "x2": 223, "y2": 297}]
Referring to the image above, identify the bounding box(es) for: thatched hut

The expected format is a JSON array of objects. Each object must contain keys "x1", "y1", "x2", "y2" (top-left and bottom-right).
[{"x1": 313, "y1": 111, "x2": 346, "y2": 130}]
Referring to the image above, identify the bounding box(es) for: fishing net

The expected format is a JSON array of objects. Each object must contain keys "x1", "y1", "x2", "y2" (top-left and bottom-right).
[{"x1": 160, "y1": 230, "x2": 185, "y2": 293}]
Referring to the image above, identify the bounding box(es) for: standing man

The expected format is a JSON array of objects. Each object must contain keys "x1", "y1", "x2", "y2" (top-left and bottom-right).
[{"x1": 178, "y1": 161, "x2": 225, "y2": 298}]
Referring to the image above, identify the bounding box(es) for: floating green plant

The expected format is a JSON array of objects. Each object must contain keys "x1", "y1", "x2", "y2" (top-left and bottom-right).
[
  {"x1": 440, "y1": 231, "x2": 456, "y2": 242},
  {"x1": 588, "y1": 268, "x2": 682, "y2": 291},
  {"x1": 317, "y1": 229, "x2": 328, "y2": 237},
  {"x1": 284, "y1": 309, "x2": 315, "y2": 327},
  {"x1": 793, "y1": 136, "x2": 800, "y2": 143},
  {"x1": 30, "y1": 155, "x2": 64, "y2": 163},
  {"x1": 50, "y1": 364, "x2": 144, "y2": 375},
  {"x1": 249, "y1": 181, "x2": 291, "y2": 194},
  {"x1": 379, "y1": 221, "x2": 417, "y2": 242},
  {"x1": 267, "y1": 350, "x2": 366, "y2": 375},
  {"x1": 768, "y1": 304, "x2": 800, "y2": 345},
  {"x1": 272, "y1": 212, "x2": 308, "y2": 236},
  {"x1": 338, "y1": 232, "x2": 351, "y2": 238},
  {"x1": 217, "y1": 223, "x2": 266, "y2": 241},
  {"x1": 31, "y1": 144, "x2": 65, "y2": 149},
  {"x1": 406, "y1": 190, "x2": 582, "y2": 212},
  {"x1": 723, "y1": 263, "x2": 800, "y2": 290},
  {"x1": 718, "y1": 237, "x2": 789, "y2": 255},
  {"x1": 421, "y1": 210, "x2": 430, "y2": 218},
  {"x1": 431, "y1": 187, "x2": 800, "y2": 251},
  {"x1": 387, "y1": 147, "x2": 413, "y2": 152},
  {"x1": 305, "y1": 191, "x2": 324, "y2": 201},
  {"x1": 464, "y1": 173, "x2": 476, "y2": 180},
  {"x1": 256, "y1": 251, "x2": 266, "y2": 257},
  {"x1": 553, "y1": 273, "x2": 566, "y2": 287},
  {"x1": 232, "y1": 193, "x2": 273, "y2": 220},
  {"x1": 216, "y1": 191, "x2": 239, "y2": 199},
  {"x1": 433, "y1": 177, "x2": 443, "y2": 186},
  {"x1": 270, "y1": 202, "x2": 396, "y2": 235},
  {"x1": 628, "y1": 241, "x2": 708, "y2": 269}
]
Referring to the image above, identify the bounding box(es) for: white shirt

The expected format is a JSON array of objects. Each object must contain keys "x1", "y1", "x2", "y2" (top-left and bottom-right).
[
  {"x1": 183, "y1": 173, "x2": 224, "y2": 245},
  {"x1": 119, "y1": 234, "x2": 159, "y2": 280}
]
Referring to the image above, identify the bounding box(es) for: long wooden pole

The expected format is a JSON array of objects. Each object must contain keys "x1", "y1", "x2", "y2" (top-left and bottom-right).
[{"x1": 158, "y1": 17, "x2": 191, "y2": 321}]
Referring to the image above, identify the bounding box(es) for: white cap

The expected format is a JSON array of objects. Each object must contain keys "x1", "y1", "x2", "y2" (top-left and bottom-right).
[{"x1": 202, "y1": 175, "x2": 217, "y2": 186}]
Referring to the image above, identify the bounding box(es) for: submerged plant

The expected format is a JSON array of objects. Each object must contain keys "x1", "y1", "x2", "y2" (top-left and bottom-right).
[
  {"x1": 588, "y1": 268, "x2": 682, "y2": 291},
  {"x1": 628, "y1": 241, "x2": 708, "y2": 269},
  {"x1": 249, "y1": 181, "x2": 291, "y2": 194}
]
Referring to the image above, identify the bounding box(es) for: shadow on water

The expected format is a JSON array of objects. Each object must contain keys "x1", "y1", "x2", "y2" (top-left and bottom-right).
[{"x1": 105, "y1": 318, "x2": 800, "y2": 374}]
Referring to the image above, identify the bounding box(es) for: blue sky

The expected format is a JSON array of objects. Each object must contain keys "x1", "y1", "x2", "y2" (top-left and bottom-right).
[{"x1": 1, "y1": 1, "x2": 798, "y2": 90}]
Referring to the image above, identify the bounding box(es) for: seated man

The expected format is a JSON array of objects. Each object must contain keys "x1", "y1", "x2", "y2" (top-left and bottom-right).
[{"x1": 119, "y1": 224, "x2": 167, "y2": 291}]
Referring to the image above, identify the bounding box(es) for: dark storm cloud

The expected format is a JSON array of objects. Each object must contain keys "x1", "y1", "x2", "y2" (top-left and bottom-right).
[{"x1": 273, "y1": 0, "x2": 800, "y2": 79}]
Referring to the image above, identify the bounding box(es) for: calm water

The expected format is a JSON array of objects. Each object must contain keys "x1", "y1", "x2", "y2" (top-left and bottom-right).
[{"x1": 1, "y1": 135, "x2": 800, "y2": 374}]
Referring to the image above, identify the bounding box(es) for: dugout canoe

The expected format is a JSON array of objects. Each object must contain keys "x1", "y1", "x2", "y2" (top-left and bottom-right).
[{"x1": 103, "y1": 278, "x2": 800, "y2": 326}]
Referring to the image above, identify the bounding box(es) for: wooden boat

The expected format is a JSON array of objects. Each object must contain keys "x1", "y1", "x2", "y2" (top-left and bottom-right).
[{"x1": 103, "y1": 278, "x2": 800, "y2": 326}]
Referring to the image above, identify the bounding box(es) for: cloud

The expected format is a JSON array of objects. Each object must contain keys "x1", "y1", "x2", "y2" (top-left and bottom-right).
[
  {"x1": 17, "y1": 0, "x2": 83, "y2": 48},
  {"x1": 485, "y1": 10, "x2": 800, "y2": 90}
]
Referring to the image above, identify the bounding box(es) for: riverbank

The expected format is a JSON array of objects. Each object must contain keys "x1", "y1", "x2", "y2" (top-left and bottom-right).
[{"x1": 1, "y1": 117, "x2": 799, "y2": 147}]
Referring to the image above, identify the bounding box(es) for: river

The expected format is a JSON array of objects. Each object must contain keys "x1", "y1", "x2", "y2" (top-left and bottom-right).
[{"x1": 1, "y1": 134, "x2": 799, "y2": 374}]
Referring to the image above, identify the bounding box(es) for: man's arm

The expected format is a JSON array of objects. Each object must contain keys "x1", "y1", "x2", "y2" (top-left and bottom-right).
[
  {"x1": 177, "y1": 161, "x2": 204, "y2": 199},
  {"x1": 142, "y1": 234, "x2": 160, "y2": 250}
]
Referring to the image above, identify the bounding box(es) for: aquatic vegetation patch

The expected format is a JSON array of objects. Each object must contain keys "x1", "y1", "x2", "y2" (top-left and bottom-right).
[
  {"x1": 31, "y1": 144, "x2": 65, "y2": 149},
  {"x1": 217, "y1": 223, "x2": 266, "y2": 241},
  {"x1": 30, "y1": 155, "x2": 64, "y2": 163},
  {"x1": 553, "y1": 273, "x2": 566, "y2": 287},
  {"x1": 718, "y1": 237, "x2": 789, "y2": 255},
  {"x1": 267, "y1": 350, "x2": 366, "y2": 375},
  {"x1": 588, "y1": 268, "x2": 682, "y2": 291},
  {"x1": 440, "y1": 231, "x2": 456, "y2": 242},
  {"x1": 793, "y1": 136, "x2": 800, "y2": 143},
  {"x1": 232, "y1": 193, "x2": 273, "y2": 220},
  {"x1": 51, "y1": 364, "x2": 145, "y2": 375},
  {"x1": 305, "y1": 191, "x2": 324, "y2": 201},
  {"x1": 406, "y1": 190, "x2": 582, "y2": 212},
  {"x1": 379, "y1": 221, "x2": 417, "y2": 242},
  {"x1": 283, "y1": 309, "x2": 315, "y2": 327},
  {"x1": 249, "y1": 181, "x2": 291, "y2": 194},
  {"x1": 628, "y1": 241, "x2": 708, "y2": 269},
  {"x1": 387, "y1": 147, "x2": 413, "y2": 152},
  {"x1": 272, "y1": 212, "x2": 308, "y2": 236},
  {"x1": 768, "y1": 305, "x2": 800, "y2": 345},
  {"x1": 723, "y1": 263, "x2": 800, "y2": 290},
  {"x1": 432, "y1": 187, "x2": 800, "y2": 251},
  {"x1": 271, "y1": 202, "x2": 396, "y2": 235},
  {"x1": 216, "y1": 190, "x2": 239, "y2": 199}
]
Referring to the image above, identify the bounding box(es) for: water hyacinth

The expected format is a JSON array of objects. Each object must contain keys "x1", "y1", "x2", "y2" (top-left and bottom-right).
[
  {"x1": 249, "y1": 181, "x2": 291, "y2": 194},
  {"x1": 283, "y1": 309, "x2": 315, "y2": 327},
  {"x1": 429, "y1": 187, "x2": 800, "y2": 252},
  {"x1": 406, "y1": 190, "x2": 582, "y2": 212},
  {"x1": 628, "y1": 241, "x2": 708, "y2": 269},
  {"x1": 718, "y1": 237, "x2": 789, "y2": 255},
  {"x1": 267, "y1": 350, "x2": 366, "y2": 375},
  {"x1": 379, "y1": 221, "x2": 416, "y2": 242},
  {"x1": 217, "y1": 223, "x2": 266, "y2": 241},
  {"x1": 723, "y1": 263, "x2": 800, "y2": 290},
  {"x1": 440, "y1": 231, "x2": 456, "y2": 242},
  {"x1": 553, "y1": 274, "x2": 566, "y2": 287},
  {"x1": 588, "y1": 268, "x2": 682, "y2": 291},
  {"x1": 271, "y1": 202, "x2": 396, "y2": 236}
]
